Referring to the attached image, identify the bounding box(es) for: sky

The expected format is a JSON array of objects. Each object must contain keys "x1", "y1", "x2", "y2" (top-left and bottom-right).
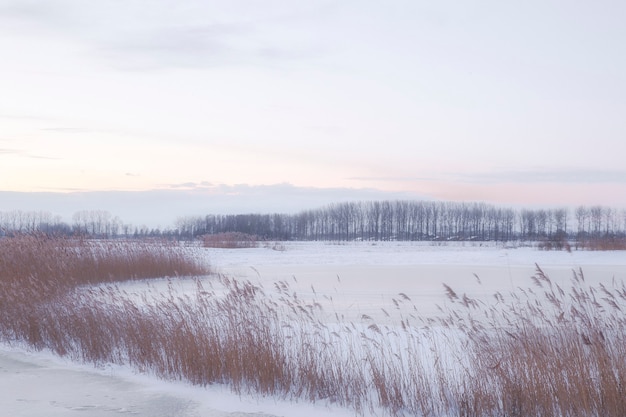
[{"x1": 1, "y1": 1, "x2": 626, "y2": 226}]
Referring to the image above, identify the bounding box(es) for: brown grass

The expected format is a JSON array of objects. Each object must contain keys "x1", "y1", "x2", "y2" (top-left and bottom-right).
[
  {"x1": 582, "y1": 237, "x2": 626, "y2": 251},
  {"x1": 0, "y1": 234, "x2": 207, "y2": 348},
  {"x1": 3, "y1": 234, "x2": 626, "y2": 416},
  {"x1": 202, "y1": 232, "x2": 259, "y2": 248},
  {"x1": 442, "y1": 264, "x2": 626, "y2": 417}
]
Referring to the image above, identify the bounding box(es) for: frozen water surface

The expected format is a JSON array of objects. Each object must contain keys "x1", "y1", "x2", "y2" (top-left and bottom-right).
[{"x1": 204, "y1": 241, "x2": 626, "y2": 320}]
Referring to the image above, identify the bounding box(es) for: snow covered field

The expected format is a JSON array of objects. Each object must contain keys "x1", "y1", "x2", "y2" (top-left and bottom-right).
[{"x1": 3, "y1": 241, "x2": 626, "y2": 417}]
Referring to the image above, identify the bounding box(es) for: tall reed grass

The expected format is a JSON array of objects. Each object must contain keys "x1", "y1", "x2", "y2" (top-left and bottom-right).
[
  {"x1": 0, "y1": 234, "x2": 207, "y2": 348},
  {"x1": 2, "y1": 235, "x2": 626, "y2": 416},
  {"x1": 448, "y1": 265, "x2": 626, "y2": 417}
]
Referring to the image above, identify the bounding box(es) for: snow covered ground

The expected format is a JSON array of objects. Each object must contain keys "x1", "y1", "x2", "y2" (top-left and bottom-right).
[
  {"x1": 3, "y1": 241, "x2": 626, "y2": 417},
  {"x1": 0, "y1": 345, "x2": 355, "y2": 417}
]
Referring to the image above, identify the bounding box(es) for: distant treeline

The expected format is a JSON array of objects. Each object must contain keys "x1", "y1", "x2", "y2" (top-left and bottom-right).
[
  {"x1": 175, "y1": 201, "x2": 626, "y2": 246},
  {"x1": 2, "y1": 201, "x2": 626, "y2": 247},
  {"x1": 0, "y1": 210, "x2": 164, "y2": 239}
]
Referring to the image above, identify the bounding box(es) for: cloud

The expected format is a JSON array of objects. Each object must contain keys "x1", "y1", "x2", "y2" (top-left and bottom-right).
[
  {"x1": 100, "y1": 25, "x2": 235, "y2": 70},
  {"x1": 348, "y1": 175, "x2": 441, "y2": 183},
  {"x1": 459, "y1": 168, "x2": 626, "y2": 185},
  {"x1": 0, "y1": 1, "x2": 328, "y2": 71},
  {"x1": 166, "y1": 181, "x2": 215, "y2": 190},
  {"x1": 0, "y1": 113, "x2": 47, "y2": 121},
  {"x1": 0, "y1": 147, "x2": 58, "y2": 160},
  {"x1": 41, "y1": 127, "x2": 95, "y2": 133},
  {"x1": 0, "y1": 1, "x2": 61, "y2": 23},
  {"x1": 0, "y1": 148, "x2": 22, "y2": 155},
  {"x1": 351, "y1": 168, "x2": 626, "y2": 186},
  {"x1": 98, "y1": 23, "x2": 323, "y2": 71},
  {"x1": 25, "y1": 154, "x2": 60, "y2": 160}
]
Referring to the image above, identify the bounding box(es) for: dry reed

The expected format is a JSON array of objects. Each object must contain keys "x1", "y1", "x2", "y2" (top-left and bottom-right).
[{"x1": 202, "y1": 232, "x2": 258, "y2": 248}]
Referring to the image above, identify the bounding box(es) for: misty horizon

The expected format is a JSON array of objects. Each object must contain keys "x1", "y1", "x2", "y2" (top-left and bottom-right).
[{"x1": 2, "y1": 184, "x2": 625, "y2": 233}]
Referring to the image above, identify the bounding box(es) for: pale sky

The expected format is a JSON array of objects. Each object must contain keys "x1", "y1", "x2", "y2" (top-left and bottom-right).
[{"x1": 2, "y1": 0, "x2": 626, "y2": 220}]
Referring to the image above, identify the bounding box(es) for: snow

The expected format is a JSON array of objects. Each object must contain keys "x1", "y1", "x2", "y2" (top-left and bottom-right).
[
  {"x1": 204, "y1": 241, "x2": 626, "y2": 320},
  {"x1": 0, "y1": 345, "x2": 355, "y2": 417},
  {"x1": 2, "y1": 241, "x2": 626, "y2": 416}
]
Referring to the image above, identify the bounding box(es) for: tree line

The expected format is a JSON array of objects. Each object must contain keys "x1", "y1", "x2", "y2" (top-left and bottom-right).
[
  {"x1": 0, "y1": 210, "x2": 164, "y2": 238},
  {"x1": 175, "y1": 201, "x2": 626, "y2": 244},
  {"x1": 2, "y1": 201, "x2": 626, "y2": 245}
]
